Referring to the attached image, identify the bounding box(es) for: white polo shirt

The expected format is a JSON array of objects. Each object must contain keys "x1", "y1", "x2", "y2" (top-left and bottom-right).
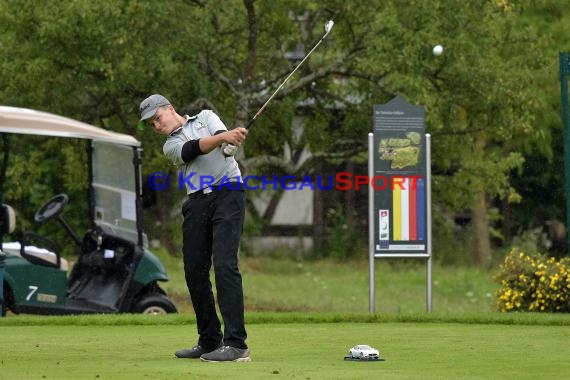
[{"x1": 163, "y1": 110, "x2": 241, "y2": 194}]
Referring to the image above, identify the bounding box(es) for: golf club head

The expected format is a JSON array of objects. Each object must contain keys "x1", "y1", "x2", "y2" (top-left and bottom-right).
[{"x1": 325, "y1": 20, "x2": 334, "y2": 36}]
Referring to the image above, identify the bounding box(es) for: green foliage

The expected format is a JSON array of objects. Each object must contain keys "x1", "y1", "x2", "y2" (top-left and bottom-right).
[
  {"x1": 0, "y1": 0, "x2": 568, "y2": 259},
  {"x1": 431, "y1": 211, "x2": 472, "y2": 266},
  {"x1": 496, "y1": 249, "x2": 570, "y2": 312},
  {"x1": 321, "y1": 205, "x2": 362, "y2": 260},
  {"x1": 2, "y1": 134, "x2": 89, "y2": 254},
  {"x1": 508, "y1": 227, "x2": 543, "y2": 256},
  {"x1": 507, "y1": 0, "x2": 570, "y2": 229}
]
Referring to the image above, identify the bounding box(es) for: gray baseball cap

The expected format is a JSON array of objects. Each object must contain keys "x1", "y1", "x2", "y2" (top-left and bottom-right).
[{"x1": 139, "y1": 94, "x2": 171, "y2": 121}]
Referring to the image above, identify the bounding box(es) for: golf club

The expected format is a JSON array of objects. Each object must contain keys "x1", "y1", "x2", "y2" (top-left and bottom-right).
[{"x1": 224, "y1": 19, "x2": 335, "y2": 156}]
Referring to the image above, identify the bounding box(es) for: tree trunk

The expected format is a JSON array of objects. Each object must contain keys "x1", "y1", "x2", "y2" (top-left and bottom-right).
[
  {"x1": 469, "y1": 127, "x2": 493, "y2": 267},
  {"x1": 471, "y1": 189, "x2": 492, "y2": 267}
]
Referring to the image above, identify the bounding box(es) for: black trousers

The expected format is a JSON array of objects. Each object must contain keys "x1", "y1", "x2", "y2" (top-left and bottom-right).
[{"x1": 181, "y1": 189, "x2": 247, "y2": 350}]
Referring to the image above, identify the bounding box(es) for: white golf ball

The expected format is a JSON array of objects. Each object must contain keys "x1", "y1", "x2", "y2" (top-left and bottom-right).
[{"x1": 432, "y1": 45, "x2": 443, "y2": 56}]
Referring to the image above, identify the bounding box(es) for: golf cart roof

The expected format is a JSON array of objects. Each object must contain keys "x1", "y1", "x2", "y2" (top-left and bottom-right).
[{"x1": 0, "y1": 106, "x2": 141, "y2": 147}]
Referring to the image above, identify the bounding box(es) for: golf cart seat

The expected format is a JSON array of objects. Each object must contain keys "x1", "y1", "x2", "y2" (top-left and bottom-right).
[
  {"x1": 1, "y1": 242, "x2": 69, "y2": 271},
  {"x1": 0, "y1": 204, "x2": 16, "y2": 235}
]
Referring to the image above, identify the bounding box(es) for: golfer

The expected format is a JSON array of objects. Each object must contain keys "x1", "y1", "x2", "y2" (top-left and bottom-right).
[{"x1": 139, "y1": 94, "x2": 250, "y2": 362}]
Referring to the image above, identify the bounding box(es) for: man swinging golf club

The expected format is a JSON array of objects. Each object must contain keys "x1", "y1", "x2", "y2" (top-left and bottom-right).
[
  {"x1": 138, "y1": 19, "x2": 334, "y2": 363},
  {"x1": 140, "y1": 94, "x2": 250, "y2": 362}
]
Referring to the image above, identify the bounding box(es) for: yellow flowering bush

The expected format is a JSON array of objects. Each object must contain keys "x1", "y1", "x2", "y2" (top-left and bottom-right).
[{"x1": 495, "y1": 249, "x2": 570, "y2": 312}]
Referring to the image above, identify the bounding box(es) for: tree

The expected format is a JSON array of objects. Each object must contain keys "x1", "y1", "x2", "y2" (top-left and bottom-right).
[
  {"x1": 344, "y1": 0, "x2": 551, "y2": 265},
  {"x1": 0, "y1": 0, "x2": 556, "y2": 264}
]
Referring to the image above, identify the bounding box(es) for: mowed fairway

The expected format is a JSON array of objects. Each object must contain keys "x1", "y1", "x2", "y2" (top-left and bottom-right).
[{"x1": 1, "y1": 319, "x2": 570, "y2": 379}]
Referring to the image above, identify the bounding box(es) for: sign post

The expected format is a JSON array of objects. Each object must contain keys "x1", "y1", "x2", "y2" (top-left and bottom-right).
[{"x1": 369, "y1": 95, "x2": 432, "y2": 312}]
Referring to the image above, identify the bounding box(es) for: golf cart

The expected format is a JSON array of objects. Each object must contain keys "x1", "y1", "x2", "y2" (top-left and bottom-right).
[{"x1": 0, "y1": 106, "x2": 177, "y2": 315}]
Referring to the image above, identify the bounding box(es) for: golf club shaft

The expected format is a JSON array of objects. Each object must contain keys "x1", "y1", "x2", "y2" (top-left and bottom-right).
[
  {"x1": 224, "y1": 20, "x2": 334, "y2": 156},
  {"x1": 246, "y1": 26, "x2": 333, "y2": 130}
]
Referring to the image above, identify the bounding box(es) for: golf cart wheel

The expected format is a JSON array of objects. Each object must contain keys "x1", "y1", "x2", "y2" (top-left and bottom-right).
[{"x1": 132, "y1": 293, "x2": 177, "y2": 314}]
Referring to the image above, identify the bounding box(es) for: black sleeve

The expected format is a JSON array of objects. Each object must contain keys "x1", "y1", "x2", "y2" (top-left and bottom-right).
[
  {"x1": 181, "y1": 139, "x2": 203, "y2": 162},
  {"x1": 181, "y1": 130, "x2": 226, "y2": 162}
]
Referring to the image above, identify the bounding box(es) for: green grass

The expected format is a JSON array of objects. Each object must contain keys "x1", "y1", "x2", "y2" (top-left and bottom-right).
[
  {"x1": 155, "y1": 252, "x2": 498, "y2": 314},
  {"x1": 4, "y1": 252, "x2": 568, "y2": 379},
  {"x1": 3, "y1": 311, "x2": 570, "y2": 326},
  {"x1": 2, "y1": 318, "x2": 570, "y2": 379}
]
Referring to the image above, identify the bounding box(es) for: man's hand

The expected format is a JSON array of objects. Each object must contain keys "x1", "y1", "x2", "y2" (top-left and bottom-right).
[
  {"x1": 224, "y1": 127, "x2": 248, "y2": 145},
  {"x1": 221, "y1": 127, "x2": 248, "y2": 157}
]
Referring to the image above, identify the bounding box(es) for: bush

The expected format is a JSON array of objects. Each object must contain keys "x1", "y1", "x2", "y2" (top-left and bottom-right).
[
  {"x1": 495, "y1": 249, "x2": 570, "y2": 312},
  {"x1": 322, "y1": 206, "x2": 362, "y2": 260}
]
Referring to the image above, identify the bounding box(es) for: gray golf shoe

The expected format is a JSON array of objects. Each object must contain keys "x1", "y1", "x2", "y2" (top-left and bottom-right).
[
  {"x1": 200, "y1": 346, "x2": 251, "y2": 362},
  {"x1": 175, "y1": 345, "x2": 215, "y2": 359}
]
